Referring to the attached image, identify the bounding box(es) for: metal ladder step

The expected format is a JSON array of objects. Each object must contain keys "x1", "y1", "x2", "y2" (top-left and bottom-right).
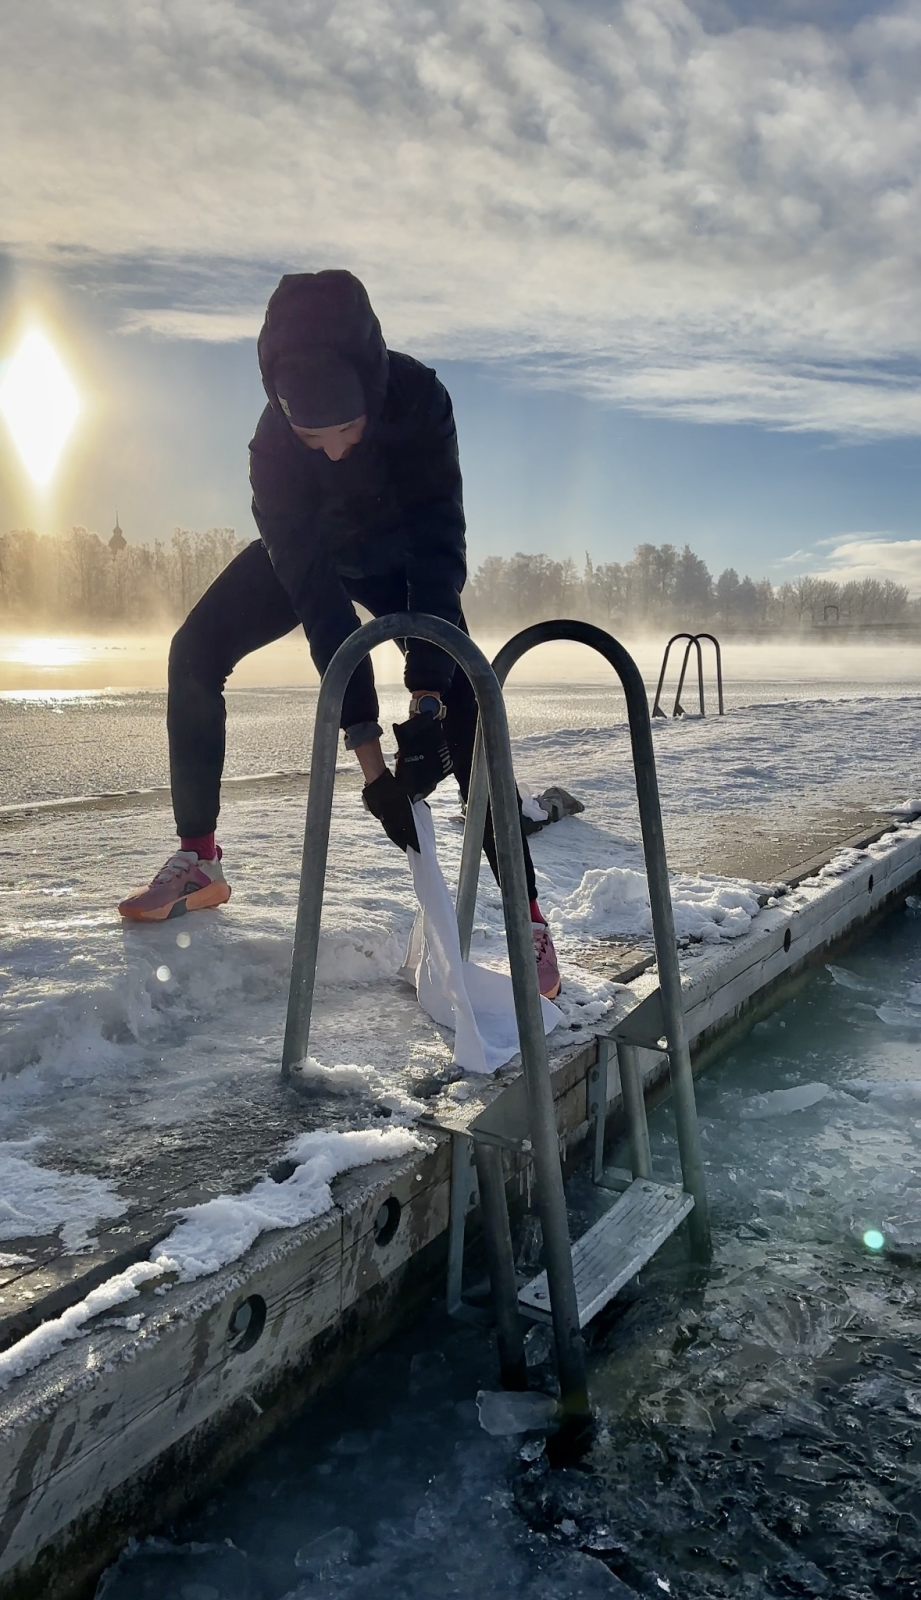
[{"x1": 518, "y1": 1179, "x2": 695, "y2": 1328}]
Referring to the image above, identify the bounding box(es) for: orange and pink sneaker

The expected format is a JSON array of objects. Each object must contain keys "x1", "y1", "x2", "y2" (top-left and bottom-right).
[{"x1": 118, "y1": 850, "x2": 231, "y2": 923}]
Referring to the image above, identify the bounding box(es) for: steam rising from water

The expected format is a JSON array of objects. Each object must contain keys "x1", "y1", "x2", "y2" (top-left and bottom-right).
[{"x1": 3, "y1": 629, "x2": 921, "y2": 695}]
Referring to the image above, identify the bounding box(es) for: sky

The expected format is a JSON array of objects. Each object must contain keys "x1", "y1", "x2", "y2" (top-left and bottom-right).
[{"x1": 1, "y1": 0, "x2": 919, "y2": 590}]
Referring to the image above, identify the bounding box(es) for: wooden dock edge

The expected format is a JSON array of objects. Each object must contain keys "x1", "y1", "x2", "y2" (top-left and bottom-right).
[{"x1": 2, "y1": 822, "x2": 920, "y2": 1600}]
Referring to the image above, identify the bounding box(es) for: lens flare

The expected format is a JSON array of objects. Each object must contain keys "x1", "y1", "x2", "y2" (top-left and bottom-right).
[
  {"x1": 0, "y1": 330, "x2": 80, "y2": 487},
  {"x1": 863, "y1": 1228, "x2": 885, "y2": 1251}
]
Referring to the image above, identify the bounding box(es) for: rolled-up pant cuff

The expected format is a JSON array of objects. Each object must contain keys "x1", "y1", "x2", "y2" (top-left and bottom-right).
[{"x1": 344, "y1": 720, "x2": 384, "y2": 751}]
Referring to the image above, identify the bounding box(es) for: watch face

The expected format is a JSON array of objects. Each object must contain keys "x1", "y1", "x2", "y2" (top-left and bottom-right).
[{"x1": 417, "y1": 696, "x2": 441, "y2": 716}]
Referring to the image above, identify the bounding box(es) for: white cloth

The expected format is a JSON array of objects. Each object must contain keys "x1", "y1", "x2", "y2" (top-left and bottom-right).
[{"x1": 401, "y1": 802, "x2": 562, "y2": 1074}]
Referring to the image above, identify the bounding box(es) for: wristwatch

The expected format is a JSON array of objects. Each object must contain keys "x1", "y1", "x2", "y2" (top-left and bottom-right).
[{"x1": 409, "y1": 693, "x2": 446, "y2": 720}]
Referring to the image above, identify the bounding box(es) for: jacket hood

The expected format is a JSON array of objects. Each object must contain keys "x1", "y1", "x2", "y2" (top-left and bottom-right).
[{"x1": 257, "y1": 271, "x2": 389, "y2": 425}]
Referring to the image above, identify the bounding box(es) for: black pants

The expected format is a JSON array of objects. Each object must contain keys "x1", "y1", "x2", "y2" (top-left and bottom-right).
[{"x1": 167, "y1": 539, "x2": 538, "y2": 901}]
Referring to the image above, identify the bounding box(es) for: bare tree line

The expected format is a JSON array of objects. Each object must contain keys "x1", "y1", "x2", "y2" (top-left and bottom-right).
[
  {"x1": 0, "y1": 527, "x2": 246, "y2": 624},
  {"x1": 465, "y1": 545, "x2": 913, "y2": 631},
  {"x1": 0, "y1": 526, "x2": 913, "y2": 631}
]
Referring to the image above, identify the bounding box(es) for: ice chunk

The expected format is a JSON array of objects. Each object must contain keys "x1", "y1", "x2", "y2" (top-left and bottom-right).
[
  {"x1": 740, "y1": 1083, "x2": 830, "y2": 1119},
  {"x1": 745, "y1": 1412, "x2": 784, "y2": 1440},
  {"x1": 841, "y1": 1079, "x2": 921, "y2": 1111},
  {"x1": 876, "y1": 1002, "x2": 921, "y2": 1029},
  {"x1": 293, "y1": 1057, "x2": 372, "y2": 1094},
  {"x1": 826, "y1": 964, "x2": 873, "y2": 993},
  {"x1": 96, "y1": 1537, "x2": 257, "y2": 1598},
  {"x1": 879, "y1": 1219, "x2": 921, "y2": 1261},
  {"x1": 476, "y1": 1389, "x2": 559, "y2": 1435},
  {"x1": 294, "y1": 1525, "x2": 358, "y2": 1575}
]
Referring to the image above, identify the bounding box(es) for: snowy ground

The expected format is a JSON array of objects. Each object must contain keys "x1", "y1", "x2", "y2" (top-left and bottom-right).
[{"x1": 0, "y1": 678, "x2": 918, "y2": 1308}]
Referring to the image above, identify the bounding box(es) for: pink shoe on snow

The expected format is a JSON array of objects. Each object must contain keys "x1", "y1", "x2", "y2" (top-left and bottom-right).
[
  {"x1": 533, "y1": 920, "x2": 561, "y2": 1000},
  {"x1": 118, "y1": 850, "x2": 231, "y2": 922}
]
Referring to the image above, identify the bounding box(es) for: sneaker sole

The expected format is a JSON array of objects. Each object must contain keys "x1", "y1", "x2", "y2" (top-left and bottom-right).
[
  {"x1": 118, "y1": 882, "x2": 232, "y2": 922},
  {"x1": 540, "y1": 978, "x2": 562, "y2": 1000}
]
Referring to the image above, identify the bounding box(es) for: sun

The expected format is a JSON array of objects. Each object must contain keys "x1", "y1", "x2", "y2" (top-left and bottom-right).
[{"x1": 0, "y1": 330, "x2": 81, "y2": 488}]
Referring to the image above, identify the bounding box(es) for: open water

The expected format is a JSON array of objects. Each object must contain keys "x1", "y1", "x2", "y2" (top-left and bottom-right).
[{"x1": 97, "y1": 905, "x2": 921, "y2": 1600}]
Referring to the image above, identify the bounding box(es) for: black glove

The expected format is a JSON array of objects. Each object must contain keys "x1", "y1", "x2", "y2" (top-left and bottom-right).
[
  {"x1": 362, "y1": 770, "x2": 420, "y2": 853},
  {"x1": 394, "y1": 712, "x2": 453, "y2": 802}
]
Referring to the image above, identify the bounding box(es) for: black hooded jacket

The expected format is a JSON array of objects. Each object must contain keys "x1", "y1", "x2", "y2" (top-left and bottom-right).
[{"x1": 250, "y1": 271, "x2": 466, "y2": 734}]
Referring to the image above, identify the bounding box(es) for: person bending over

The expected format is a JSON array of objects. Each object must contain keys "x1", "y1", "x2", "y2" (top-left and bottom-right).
[{"x1": 118, "y1": 270, "x2": 561, "y2": 999}]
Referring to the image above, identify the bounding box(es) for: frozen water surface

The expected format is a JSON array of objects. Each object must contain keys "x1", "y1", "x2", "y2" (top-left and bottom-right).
[
  {"x1": 99, "y1": 907, "x2": 921, "y2": 1600},
  {"x1": 2, "y1": 671, "x2": 921, "y2": 816}
]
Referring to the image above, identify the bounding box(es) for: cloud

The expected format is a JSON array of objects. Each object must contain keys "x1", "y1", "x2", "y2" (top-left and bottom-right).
[
  {"x1": 798, "y1": 534, "x2": 921, "y2": 592},
  {"x1": 119, "y1": 309, "x2": 264, "y2": 342},
  {"x1": 3, "y1": 0, "x2": 921, "y2": 435},
  {"x1": 775, "y1": 547, "x2": 817, "y2": 565}
]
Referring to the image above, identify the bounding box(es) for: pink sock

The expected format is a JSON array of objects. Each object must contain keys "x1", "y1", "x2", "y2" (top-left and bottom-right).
[
  {"x1": 180, "y1": 833, "x2": 220, "y2": 862},
  {"x1": 529, "y1": 899, "x2": 546, "y2": 925}
]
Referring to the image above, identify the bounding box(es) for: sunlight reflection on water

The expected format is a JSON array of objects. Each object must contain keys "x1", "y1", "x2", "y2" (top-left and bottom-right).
[{"x1": 3, "y1": 628, "x2": 921, "y2": 694}]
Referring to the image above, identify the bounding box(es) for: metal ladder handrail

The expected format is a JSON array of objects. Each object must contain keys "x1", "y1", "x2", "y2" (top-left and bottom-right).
[
  {"x1": 653, "y1": 630, "x2": 724, "y2": 718},
  {"x1": 664, "y1": 632, "x2": 705, "y2": 718},
  {"x1": 281, "y1": 612, "x2": 589, "y2": 1422},
  {"x1": 454, "y1": 618, "x2": 711, "y2": 1258}
]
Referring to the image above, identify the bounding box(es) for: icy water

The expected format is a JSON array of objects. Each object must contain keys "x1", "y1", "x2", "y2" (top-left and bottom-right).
[
  {"x1": 98, "y1": 907, "x2": 921, "y2": 1600},
  {"x1": 3, "y1": 659, "x2": 921, "y2": 809}
]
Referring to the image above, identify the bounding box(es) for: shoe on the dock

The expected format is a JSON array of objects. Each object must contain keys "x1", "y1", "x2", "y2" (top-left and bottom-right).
[
  {"x1": 118, "y1": 850, "x2": 231, "y2": 922},
  {"x1": 533, "y1": 921, "x2": 561, "y2": 1000}
]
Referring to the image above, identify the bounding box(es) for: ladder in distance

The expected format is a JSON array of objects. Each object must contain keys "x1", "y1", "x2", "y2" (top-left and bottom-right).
[{"x1": 652, "y1": 630, "x2": 724, "y2": 720}]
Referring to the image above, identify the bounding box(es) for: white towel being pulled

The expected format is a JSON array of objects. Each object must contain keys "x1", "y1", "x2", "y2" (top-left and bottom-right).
[{"x1": 400, "y1": 801, "x2": 562, "y2": 1074}]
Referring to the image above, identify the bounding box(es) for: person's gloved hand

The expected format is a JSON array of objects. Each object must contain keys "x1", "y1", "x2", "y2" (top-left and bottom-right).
[
  {"x1": 362, "y1": 770, "x2": 420, "y2": 853},
  {"x1": 394, "y1": 712, "x2": 453, "y2": 801}
]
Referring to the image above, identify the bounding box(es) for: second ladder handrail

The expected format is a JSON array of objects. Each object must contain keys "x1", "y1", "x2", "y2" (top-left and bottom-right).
[{"x1": 454, "y1": 619, "x2": 710, "y2": 1257}]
